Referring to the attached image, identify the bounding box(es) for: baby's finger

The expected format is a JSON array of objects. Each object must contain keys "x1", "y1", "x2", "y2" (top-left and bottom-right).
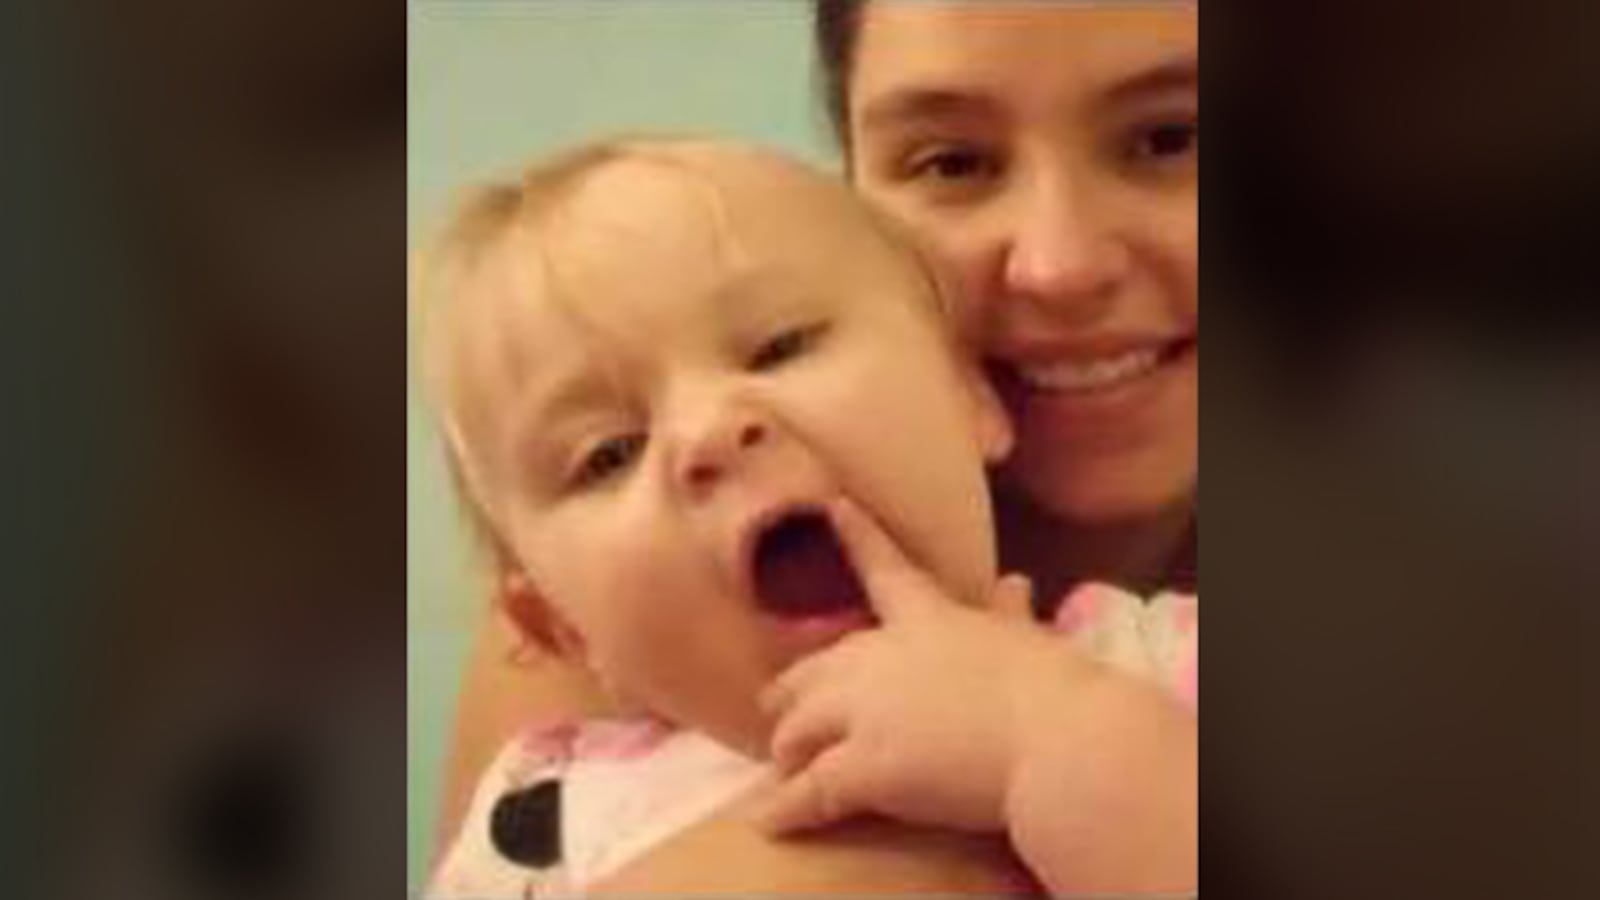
[
  {"x1": 991, "y1": 573, "x2": 1034, "y2": 621},
  {"x1": 760, "y1": 635, "x2": 865, "y2": 719},
  {"x1": 760, "y1": 665, "x2": 811, "y2": 721},
  {"x1": 827, "y1": 496, "x2": 935, "y2": 622},
  {"x1": 757, "y1": 745, "x2": 863, "y2": 835},
  {"x1": 769, "y1": 694, "x2": 849, "y2": 776}
]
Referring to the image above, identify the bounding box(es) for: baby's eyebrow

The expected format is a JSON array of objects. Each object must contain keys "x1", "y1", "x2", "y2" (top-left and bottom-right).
[{"x1": 506, "y1": 367, "x2": 616, "y2": 456}]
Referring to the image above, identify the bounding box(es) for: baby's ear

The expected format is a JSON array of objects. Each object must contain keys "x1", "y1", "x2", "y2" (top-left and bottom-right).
[
  {"x1": 495, "y1": 564, "x2": 588, "y2": 662},
  {"x1": 960, "y1": 359, "x2": 1014, "y2": 464}
]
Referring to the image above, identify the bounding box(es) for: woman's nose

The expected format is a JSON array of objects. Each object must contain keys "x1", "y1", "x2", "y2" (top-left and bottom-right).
[
  {"x1": 672, "y1": 404, "x2": 770, "y2": 497},
  {"x1": 1001, "y1": 170, "x2": 1129, "y2": 320}
]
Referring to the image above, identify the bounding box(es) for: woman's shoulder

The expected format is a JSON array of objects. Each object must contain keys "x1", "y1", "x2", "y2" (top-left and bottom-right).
[{"x1": 593, "y1": 792, "x2": 1040, "y2": 897}]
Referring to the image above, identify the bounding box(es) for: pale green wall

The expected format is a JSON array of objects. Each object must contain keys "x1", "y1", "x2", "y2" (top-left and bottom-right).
[{"x1": 407, "y1": 2, "x2": 833, "y2": 889}]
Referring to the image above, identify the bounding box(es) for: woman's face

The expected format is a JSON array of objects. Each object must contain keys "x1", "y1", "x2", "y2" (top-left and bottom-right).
[{"x1": 848, "y1": 3, "x2": 1197, "y2": 525}]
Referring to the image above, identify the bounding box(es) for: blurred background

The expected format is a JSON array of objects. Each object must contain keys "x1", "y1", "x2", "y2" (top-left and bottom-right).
[{"x1": 407, "y1": 1, "x2": 834, "y2": 889}]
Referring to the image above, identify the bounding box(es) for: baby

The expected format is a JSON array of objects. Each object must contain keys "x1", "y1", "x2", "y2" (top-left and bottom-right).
[{"x1": 420, "y1": 138, "x2": 1195, "y2": 897}]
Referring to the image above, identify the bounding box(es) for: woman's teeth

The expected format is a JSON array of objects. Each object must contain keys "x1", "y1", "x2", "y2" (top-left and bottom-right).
[{"x1": 1019, "y1": 348, "x2": 1163, "y2": 392}]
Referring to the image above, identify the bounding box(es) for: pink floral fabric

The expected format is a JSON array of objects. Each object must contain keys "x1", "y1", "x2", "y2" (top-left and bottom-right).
[
  {"x1": 514, "y1": 715, "x2": 674, "y2": 764},
  {"x1": 1052, "y1": 582, "x2": 1198, "y2": 711}
]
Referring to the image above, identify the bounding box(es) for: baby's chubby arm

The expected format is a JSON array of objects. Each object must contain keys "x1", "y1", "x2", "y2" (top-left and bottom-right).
[
  {"x1": 759, "y1": 498, "x2": 1197, "y2": 896},
  {"x1": 1003, "y1": 664, "x2": 1197, "y2": 897}
]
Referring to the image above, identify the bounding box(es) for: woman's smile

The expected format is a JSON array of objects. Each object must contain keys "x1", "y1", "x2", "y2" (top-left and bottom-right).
[{"x1": 992, "y1": 335, "x2": 1195, "y2": 441}]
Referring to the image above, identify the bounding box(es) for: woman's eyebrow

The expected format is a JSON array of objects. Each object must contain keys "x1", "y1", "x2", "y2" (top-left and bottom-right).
[
  {"x1": 858, "y1": 89, "x2": 1003, "y2": 132},
  {"x1": 857, "y1": 55, "x2": 1197, "y2": 134},
  {"x1": 1097, "y1": 55, "x2": 1198, "y2": 109}
]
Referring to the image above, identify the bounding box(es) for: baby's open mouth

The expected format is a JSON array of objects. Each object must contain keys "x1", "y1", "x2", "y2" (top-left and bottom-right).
[{"x1": 750, "y1": 509, "x2": 870, "y2": 621}]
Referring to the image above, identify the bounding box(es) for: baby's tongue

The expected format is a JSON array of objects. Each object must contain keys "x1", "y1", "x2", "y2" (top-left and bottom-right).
[{"x1": 753, "y1": 513, "x2": 867, "y2": 619}]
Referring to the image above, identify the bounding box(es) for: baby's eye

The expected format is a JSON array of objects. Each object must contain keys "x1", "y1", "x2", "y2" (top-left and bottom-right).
[
  {"x1": 1126, "y1": 116, "x2": 1198, "y2": 167},
  {"x1": 906, "y1": 144, "x2": 1002, "y2": 184},
  {"x1": 570, "y1": 432, "x2": 646, "y2": 489},
  {"x1": 748, "y1": 323, "x2": 829, "y2": 372}
]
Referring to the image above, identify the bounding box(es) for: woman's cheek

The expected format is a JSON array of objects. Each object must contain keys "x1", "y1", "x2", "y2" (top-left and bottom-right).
[
  {"x1": 921, "y1": 224, "x2": 1001, "y2": 337},
  {"x1": 1146, "y1": 195, "x2": 1199, "y2": 318},
  {"x1": 858, "y1": 186, "x2": 993, "y2": 328}
]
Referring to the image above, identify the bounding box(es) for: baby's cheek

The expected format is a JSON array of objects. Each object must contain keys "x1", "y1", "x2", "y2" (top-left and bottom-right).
[
  {"x1": 529, "y1": 528, "x2": 652, "y2": 646},
  {"x1": 580, "y1": 563, "x2": 668, "y2": 653}
]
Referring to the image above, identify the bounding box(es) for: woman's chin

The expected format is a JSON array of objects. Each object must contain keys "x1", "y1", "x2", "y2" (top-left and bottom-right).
[{"x1": 1004, "y1": 451, "x2": 1196, "y2": 527}]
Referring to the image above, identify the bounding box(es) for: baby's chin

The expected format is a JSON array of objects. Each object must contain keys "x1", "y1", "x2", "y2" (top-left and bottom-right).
[
  {"x1": 634, "y1": 677, "x2": 778, "y2": 761},
  {"x1": 689, "y1": 705, "x2": 775, "y2": 762}
]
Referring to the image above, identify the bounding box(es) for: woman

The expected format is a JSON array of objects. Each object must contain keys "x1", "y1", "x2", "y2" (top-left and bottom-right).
[
  {"x1": 437, "y1": 1, "x2": 1197, "y2": 892},
  {"x1": 819, "y1": 1, "x2": 1197, "y2": 605}
]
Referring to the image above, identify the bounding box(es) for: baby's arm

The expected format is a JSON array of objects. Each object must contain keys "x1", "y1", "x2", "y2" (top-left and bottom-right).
[
  {"x1": 766, "y1": 612, "x2": 1197, "y2": 895},
  {"x1": 1003, "y1": 667, "x2": 1197, "y2": 895},
  {"x1": 760, "y1": 499, "x2": 1197, "y2": 895}
]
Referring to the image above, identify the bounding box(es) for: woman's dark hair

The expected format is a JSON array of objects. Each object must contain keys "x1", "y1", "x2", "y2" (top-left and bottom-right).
[{"x1": 814, "y1": 0, "x2": 867, "y2": 149}]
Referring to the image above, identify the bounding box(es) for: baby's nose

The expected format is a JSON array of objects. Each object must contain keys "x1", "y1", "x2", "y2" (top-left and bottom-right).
[{"x1": 674, "y1": 407, "x2": 770, "y2": 496}]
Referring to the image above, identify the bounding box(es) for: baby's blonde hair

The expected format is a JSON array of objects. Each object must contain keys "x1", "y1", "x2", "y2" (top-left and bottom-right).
[{"x1": 414, "y1": 135, "x2": 957, "y2": 648}]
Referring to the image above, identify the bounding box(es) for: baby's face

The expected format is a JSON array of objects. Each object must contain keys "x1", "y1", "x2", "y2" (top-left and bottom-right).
[{"x1": 447, "y1": 151, "x2": 1007, "y2": 756}]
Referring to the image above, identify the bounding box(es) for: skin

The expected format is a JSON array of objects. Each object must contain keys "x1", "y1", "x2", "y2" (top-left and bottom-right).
[
  {"x1": 595, "y1": 781, "x2": 1041, "y2": 897},
  {"x1": 435, "y1": 145, "x2": 1011, "y2": 760}
]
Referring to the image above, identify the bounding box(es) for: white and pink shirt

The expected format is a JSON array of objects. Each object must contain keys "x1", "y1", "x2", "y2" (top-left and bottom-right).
[{"x1": 428, "y1": 585, "x2": 1197, "y2": 898}]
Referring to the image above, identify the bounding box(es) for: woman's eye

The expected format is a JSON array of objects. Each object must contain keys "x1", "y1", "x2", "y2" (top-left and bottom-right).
[
  {"x1": 748, "y1": 323, "x2": 828, "y2": 372},
  {"x1": 570, "y1": 432, "x2": 645, "y2": 489},
  {"x1": 906, "y1": 145, "x2": 1000, "y2": 183},
  {"x1": 1128, "y1": 117, "x2": 1198, "y2": 165}
]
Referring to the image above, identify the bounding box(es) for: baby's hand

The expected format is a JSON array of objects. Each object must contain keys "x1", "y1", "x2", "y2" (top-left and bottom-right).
[{"x1": 757, "y1": 497, "x2": 1089, "y2": 835}]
